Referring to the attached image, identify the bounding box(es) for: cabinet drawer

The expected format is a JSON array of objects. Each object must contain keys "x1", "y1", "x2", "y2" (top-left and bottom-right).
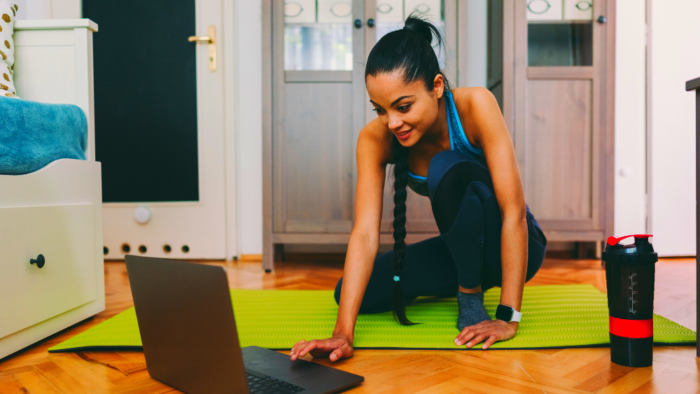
[{"x1": 0, "y1": 204, "x2": 96, "y2": 340}]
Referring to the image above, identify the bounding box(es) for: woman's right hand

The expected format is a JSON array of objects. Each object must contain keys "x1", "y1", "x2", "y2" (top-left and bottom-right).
[{"x1": 289, "y1": 333, "x2": 354, "y2": 362}]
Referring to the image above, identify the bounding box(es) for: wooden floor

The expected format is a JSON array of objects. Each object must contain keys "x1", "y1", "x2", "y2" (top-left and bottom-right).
[{"x1": 0, "y1": 255, "x2": 697, "y2": 393}]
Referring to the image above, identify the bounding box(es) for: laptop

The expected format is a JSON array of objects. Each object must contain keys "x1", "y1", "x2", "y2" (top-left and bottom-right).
[{"x1": 125, "y1": 255, "x2": 364, "y2": 394}]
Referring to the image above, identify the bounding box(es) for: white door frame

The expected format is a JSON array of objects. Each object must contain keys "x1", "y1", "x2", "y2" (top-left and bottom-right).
[{"x1": 223, "y1": 0, "x2": 239, "y2": 260}]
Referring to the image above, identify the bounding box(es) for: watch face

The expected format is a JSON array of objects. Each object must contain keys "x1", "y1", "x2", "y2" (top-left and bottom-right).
[{"x1": 496, "y1": 304, "x2": 514, "y2": 322}]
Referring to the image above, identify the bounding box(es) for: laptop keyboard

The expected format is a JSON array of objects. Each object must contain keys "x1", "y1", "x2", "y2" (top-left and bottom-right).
[{"x1": 246, "y1": 372, "x2": 306, "y2": 394}]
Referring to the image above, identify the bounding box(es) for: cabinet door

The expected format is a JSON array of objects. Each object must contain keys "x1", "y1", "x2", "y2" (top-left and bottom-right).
[
  {"x1": 513, "y1": 0, "x2": 610, "y2": 239},
  {"x1": 372, "y1": 0, "x2": 456, "y2": 235},
  {"x1": 0, "y1": 205, "x2": 96, "y2": 340},
  {"x1": 272, "y1": 0, "x2": 457, "y2": 236},
  {"x1": 273, "y1": 0, "x2": 365, "y2": 233}
]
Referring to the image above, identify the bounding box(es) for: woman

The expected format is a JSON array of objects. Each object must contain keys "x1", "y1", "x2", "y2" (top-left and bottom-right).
[{"x1": 290, "y1": 15, "x2": 547, "y2": 362}]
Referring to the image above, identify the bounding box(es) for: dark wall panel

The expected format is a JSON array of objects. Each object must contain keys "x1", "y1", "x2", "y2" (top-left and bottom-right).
[{"x1": 84, "y1": 0, "x2": 199, "y2": 202}]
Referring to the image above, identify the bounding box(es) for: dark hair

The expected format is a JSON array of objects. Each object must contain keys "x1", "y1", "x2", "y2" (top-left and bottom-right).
[{"x1": 365, "y1": 14, "x2": 450, "y2": 325}]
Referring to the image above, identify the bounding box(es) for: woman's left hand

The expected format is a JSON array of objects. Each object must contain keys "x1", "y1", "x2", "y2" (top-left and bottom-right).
[{"x1": 454, "y1": 319, "x2": 518, "y2": 349}]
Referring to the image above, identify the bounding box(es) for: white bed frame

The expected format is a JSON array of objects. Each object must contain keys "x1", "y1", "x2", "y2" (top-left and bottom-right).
[{"x1": 0, "y1": 19, "x2": 104, "y2": 359}]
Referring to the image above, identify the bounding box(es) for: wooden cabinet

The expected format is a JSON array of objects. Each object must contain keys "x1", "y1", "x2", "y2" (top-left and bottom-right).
[
  {"x1": 687, "y1": 76, "x2": 700, "y2": 358},
  {"x1": 508, "y1": 0, "x2": 615, "y2": 242},
  {"x1": 263, "y1": 0, "x2": 616, "y2": 270},
  {"x1": 0, "y1": 20, "x2": 105, "y2": 360}
]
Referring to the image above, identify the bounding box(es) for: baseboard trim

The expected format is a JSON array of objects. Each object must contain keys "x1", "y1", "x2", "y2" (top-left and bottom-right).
[{"x1": 239, "y1": 254, "x2": 262, "y2": 262}]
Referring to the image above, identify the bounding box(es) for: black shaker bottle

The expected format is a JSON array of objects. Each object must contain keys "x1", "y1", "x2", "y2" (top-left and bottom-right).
[{"x1": 602, "y1": 234, "x2": 658, "y2": 367}]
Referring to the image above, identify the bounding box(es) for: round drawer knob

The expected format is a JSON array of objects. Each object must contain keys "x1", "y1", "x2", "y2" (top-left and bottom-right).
[
  {"x1": 30, "y1": 254, "x2": 45, "y2": 269},
  {"x1": 133, "y1": 207, "x2": 152, "y2": 224}
]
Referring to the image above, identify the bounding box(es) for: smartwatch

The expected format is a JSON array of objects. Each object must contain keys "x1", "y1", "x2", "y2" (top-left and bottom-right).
[{"x1": 495, "y1": 304, "x2": 522, "y2": 323}]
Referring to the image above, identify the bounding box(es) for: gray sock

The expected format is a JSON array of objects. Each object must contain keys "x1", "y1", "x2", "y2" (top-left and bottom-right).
[{"x1": 456, "y1": 291, "x2": 491, "y2": 331}]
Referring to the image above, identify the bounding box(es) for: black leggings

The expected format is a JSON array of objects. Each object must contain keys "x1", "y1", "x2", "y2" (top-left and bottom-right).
[{"x1": 334, "y1": 150, "x2": 547, "y2": 314}]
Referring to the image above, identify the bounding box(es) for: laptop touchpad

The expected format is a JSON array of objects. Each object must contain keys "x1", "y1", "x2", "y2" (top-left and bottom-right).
[{"x1": 242, "y1": 346, "x2": 349, "y2": 382}]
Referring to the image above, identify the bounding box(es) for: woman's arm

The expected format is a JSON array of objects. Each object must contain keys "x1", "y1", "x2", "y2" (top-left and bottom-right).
[
  {"x1": 453, "y1": 87, "x2": 528, "y2": 348},
  {"x1": 333, "y1": 126, "x2": 391, "y2": 341},
  {"x1": 291, "y1": 122, "x2": 391, "y2": 361},
  {"x1": 468, "y1": 88, "x2": 528, "y2": 314}
]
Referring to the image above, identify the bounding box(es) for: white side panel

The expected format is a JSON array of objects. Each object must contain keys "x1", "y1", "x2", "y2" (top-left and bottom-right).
[
  {"x1": 13, "y1": 23, "x2": 96, "y2": 161},
  {"x1": 462, "y1": 0, "x2": 488, "y2": 88},
  {"x1": 235, "y1": 0, "x2": 263, "y2": 255},
  {"x1": 613, "y1": 0, "x2": 647, "y2": 237},
  {"x1": 224, "y1": 0, "x2": 238, "y2": 258},
  {"x1": 649, "y1": 0, "x2": 700, "y2": 256},
  {"x1": 14, "y1": 44, "x2": 76, "y2": 104}
]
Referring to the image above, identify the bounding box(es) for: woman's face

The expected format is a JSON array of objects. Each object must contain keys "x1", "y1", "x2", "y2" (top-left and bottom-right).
[{"x1": 366, "y1": 71, "x2": 444, "y2": 147}]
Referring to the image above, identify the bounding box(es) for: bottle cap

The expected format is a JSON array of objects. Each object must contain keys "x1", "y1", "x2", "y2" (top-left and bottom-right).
[{"x1": 602, "y1": 234, "x2": 658, "y2": 265}]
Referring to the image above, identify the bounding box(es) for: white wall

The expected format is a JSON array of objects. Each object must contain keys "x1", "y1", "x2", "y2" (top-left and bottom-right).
[
  {"x1": 233, "y1": 0, "x2": 263, "y2": 255},
  {"x1": 649, "y1": 0, "x2": 700, "y2": 256},
  {"x1": 50, "y1": 0, "x2": 79, "y2": 19},
  {"x1": 613, "y1": 0, "x2": 647, "y2": 238},
  {"x1": 462, "y1": 0, "x2": 488, "y2": 88},
  {"x1": 14, "y1": 0, "x2": 79, "y2": 19},
  {"x1": 14, "y1": 0, "x2": 50, "y2": 19}
]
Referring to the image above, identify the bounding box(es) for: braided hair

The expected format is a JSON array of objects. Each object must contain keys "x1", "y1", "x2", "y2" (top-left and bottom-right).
[{"x1": 365, "y1": 14, "x2": 451, "y2": 325}]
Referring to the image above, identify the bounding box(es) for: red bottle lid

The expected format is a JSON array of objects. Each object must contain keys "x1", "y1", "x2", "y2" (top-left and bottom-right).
[
  {"x1": 606, "y1": 234, "x2": 653, "y2": 246},
  {"x1": 603, "y1": 234, "x2": 657, "y2": 266}
]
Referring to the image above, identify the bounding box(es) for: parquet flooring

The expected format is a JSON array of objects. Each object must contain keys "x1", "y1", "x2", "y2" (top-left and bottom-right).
[{"x1": 0, "y1": 255, "x2": 697, "y2": 393}]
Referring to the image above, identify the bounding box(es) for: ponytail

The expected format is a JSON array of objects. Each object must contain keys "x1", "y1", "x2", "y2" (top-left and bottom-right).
[{"x1": 390, "y1": 137, "x2": 415, "y2": 325}]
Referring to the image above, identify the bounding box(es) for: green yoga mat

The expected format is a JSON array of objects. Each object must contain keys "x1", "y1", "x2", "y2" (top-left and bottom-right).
[{"x1": 49, "y1": 284, "x2": 695, "y2": 352}]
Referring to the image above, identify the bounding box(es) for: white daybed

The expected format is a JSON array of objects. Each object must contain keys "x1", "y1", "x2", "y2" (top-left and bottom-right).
[{"x1": 0, "y1": 19, "x2": 104, "y2": 359}]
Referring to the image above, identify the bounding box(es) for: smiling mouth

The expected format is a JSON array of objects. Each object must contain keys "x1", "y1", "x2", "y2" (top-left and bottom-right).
[{"x1": 395, "y1": 128, "x2": 412, "y2": 137}]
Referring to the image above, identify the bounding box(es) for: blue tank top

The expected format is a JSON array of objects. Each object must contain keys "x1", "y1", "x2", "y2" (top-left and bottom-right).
[{"x1": 406, "y1": 90, "x2": 486, "y2": 196}]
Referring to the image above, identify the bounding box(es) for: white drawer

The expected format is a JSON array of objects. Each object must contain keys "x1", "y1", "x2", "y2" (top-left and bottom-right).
[{"x1": 0, "y1": 204, "x2": 96, "y2": 340}]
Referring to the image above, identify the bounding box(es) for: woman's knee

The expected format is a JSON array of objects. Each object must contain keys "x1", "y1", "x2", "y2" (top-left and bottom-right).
[
  {"x1": 334, "y1": 277, "x2": 343, "y2": 305},
  {"x1": 427, "y1": 153, "x2": 493, "y2": 203},
  {"x1": 525, "y1": 232, "x2": 547, "y2": 282},
  {"x1": 426, "y1": 151, "x2": 469, "y2": 196}
]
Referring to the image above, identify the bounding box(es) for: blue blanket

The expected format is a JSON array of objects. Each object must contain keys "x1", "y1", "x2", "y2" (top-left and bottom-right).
[{"x1": 0, "y1": 97, "x2": 87, "y2": 175}]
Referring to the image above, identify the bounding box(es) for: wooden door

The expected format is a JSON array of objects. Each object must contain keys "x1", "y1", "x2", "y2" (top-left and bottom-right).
[
  {"x1": 85, "y1": 0, "x2": 228, "y2": 259},
  {"x1": 511, "y1": 0, "x2": 613, "y2": 241},
  {"x1": 271, "y1": 0, "x2": 365, "y2": 235}
]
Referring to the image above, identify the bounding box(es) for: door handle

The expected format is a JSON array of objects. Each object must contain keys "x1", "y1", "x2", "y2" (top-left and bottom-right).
[
  {"x1": 188, "y1": 35, "x2": 213, "y2": 43},
  {"x1": 188, "y1": 24, "x2": 216, "y2": 72}
]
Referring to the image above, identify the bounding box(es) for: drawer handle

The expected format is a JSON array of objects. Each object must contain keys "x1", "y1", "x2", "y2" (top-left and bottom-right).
[{"x1": 30, "y1": 254, "x2": 45, "y2": 269}]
